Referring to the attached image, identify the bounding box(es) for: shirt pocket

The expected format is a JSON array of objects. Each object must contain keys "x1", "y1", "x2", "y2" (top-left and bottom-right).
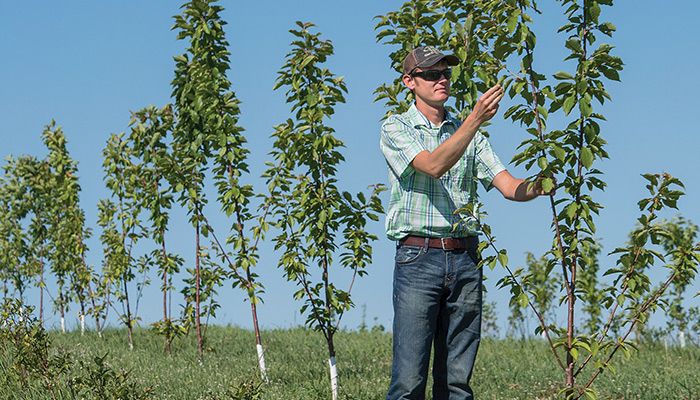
[{"x1": 440, "y1": 171, "x2": 472, "y2": 210}]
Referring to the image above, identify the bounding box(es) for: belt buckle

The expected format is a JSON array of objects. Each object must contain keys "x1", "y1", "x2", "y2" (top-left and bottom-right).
[{"x1": 440, "y1": 237, "x2": 448, "y2": 251}]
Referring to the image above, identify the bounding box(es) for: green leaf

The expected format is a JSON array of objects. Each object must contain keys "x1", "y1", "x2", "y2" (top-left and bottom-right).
[
  {"x1": 498, "y1": 251, "x2": 508, "y2": 267},
  {"x1": 506, "y1": 10, "x2": 520, "y2": 34},
  {"x1": 581, "y1": 147, "x2": 594, "y2": 169},
  {"x1": 541, "y1": 178, "x2": 554, "y2": 194},
  {"x1": 517, "y1": 292, "x2": 528, "y2": 308},
  {"x1": 617, "y1": 293, "x2": 625, "y2": 305},
  {"x1": 589, "y1": 2, "x2": 601, "y2": 21},
  {"x1": 563, "y1": 94, "x2": 577, "y2": 115},
  {"x1": 553, "y1": 146, "x2": 566, "y2": 161},
  {"x1": 600, "y1": 67, "x2": 620, "y2": 81},
  {"x1": 553, "y1": 71, "x2": 574, "y2": 80},
  {"x1": 570, "y1": 347, "x2": 579, "y2": 360},
  {"x1": 488, "y1": 257, "x2": 497, "y2": 270}
]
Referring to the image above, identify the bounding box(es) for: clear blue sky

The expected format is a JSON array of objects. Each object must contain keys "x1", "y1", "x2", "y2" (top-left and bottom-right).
[{"x1": 1, "y1": 1, "x2": 698, "y2": 334}]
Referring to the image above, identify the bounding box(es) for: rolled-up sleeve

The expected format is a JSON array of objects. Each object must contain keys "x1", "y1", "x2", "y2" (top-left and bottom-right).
[
  {"x1": 475, "y1": 132, "x2": 506, "y2": 191},
  {"x1": 380, "y1": 116, "x2": 427, "y2": 180}
]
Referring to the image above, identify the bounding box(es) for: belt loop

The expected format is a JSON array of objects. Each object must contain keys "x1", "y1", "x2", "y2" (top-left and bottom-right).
[{"x1": 423, "y1": 237, "x2": 429, "y2": 251}]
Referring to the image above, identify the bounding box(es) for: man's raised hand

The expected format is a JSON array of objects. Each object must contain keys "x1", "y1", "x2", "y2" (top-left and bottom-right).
[{"x1": 468, "y1": 84, "x2": 505, "y2": 125}]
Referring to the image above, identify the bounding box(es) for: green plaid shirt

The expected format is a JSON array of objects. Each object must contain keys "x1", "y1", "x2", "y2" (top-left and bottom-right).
[{"x1": 380, "y1": 103, "x2": 506, "y2": 241}]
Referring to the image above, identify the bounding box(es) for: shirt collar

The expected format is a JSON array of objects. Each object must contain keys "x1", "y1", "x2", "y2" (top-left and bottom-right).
[{"x1": 406, "y1": 102, "x2": 456, "y2": 129}]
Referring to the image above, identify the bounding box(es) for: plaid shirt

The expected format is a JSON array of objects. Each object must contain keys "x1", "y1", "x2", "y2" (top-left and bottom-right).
[{"x1": 380, "y1": 103, "x2": 506, "y2": 241}]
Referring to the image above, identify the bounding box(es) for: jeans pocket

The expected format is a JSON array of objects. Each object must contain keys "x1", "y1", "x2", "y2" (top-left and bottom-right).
[{"x1": 395, "y1": 245, "x2": 425, "y2": 265}]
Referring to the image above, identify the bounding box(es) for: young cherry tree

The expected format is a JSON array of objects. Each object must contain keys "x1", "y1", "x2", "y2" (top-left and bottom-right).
[
  {"x1": 0, "y1": 175, "x2": 15, "y2": 302},
  {"x1": 655, "y1": 216, "x2": 698, "y2": 347},
  {"x1": 475, "y1": 1, "x2": 699, "y2": 397},
  {"x1": 0, "y1": 157, "x2": 37, "y2": 306},
  {"x1": 203, "y1": 17, "x2": 270, "y2": 382},
  {"x1": 167, "y1": 0, "x2": 270, "y2": 375},
  {"x1": 42, "y1": 123, "x2": 93, "y2": 335},
  {"x1": 170, "y1": 0, "x2": 233, "y2": 359},
  {"x1": 18, "y1": 158, "x2": 51, "y2": 326},
  {"x1": 377, "y1": 1, "x2": 699, "y2": 397},
  {"x1": 0, "y1": 123, "x2": 92, "y2": 333},
  {"x1": 128, "y1": 105, "x2": 185, "y2": 353},
  {"x1": 99, "y1": 133, "x2": 149, "y2": 349},
  {"x1": 270, "y1": 21, "x2": 384, "y2": 400}
]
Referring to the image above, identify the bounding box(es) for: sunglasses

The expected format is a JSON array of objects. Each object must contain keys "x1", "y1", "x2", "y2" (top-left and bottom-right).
[{"x1": 410, "y1": 68, "x2": 452, "y2": 81}]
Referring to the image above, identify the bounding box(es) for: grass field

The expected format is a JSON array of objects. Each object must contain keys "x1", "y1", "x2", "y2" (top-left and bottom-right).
[{"x1": 3, "y1": 326, "x2": 700, "y2": 399}]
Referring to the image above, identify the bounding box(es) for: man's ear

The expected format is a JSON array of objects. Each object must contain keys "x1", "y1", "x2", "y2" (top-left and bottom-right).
[{"x1": 402, "y1": 74, "x2": 415, "y2": 91}]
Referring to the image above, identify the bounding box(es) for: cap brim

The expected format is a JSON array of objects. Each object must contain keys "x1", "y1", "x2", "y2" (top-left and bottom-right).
[
  {"x1": 443, "y1": 54, "x2": 460, "y2": 66},
  {"x1": 416, "y1": 53, "x2": 460, "y2": 69}
]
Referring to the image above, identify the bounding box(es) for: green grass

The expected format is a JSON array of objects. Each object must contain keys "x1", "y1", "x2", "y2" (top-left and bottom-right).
[{"x1": 5, "y1": 326, "x2": 700, "y2": 399}]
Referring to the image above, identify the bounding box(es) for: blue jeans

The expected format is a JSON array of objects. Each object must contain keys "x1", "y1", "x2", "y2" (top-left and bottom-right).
[{"x1": 387, "y1": 242, "x2": 482, "y2": 400}]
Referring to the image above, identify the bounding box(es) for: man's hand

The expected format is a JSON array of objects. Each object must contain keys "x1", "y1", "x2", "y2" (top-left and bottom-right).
[
  {"x1": 493, "y1": 171, "x2": 557, "y2": 202},
  {"x1": 467, "y1": 84, "x2": 505, "y2": 126}
]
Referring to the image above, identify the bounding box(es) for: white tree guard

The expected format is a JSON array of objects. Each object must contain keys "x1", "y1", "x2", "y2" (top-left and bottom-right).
[
  {"x1": 679, "y1": 331, "x2": 686, "y2": 348},
  {"x1": 60, "y1": 316, "x2": 65, "y2": 333},
  {"x1": 79, "y1": 313, "x2": 85, "y2": 335},
  {"x1": 328, "y1": 357, "x2": 338, "y2": 400},
  {"x1": 257, "y1": 344, "x2": 269, "y2": 382}
]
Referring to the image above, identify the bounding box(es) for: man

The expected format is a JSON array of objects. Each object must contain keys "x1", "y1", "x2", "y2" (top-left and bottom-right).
[{"x1": 380, "y1": 46, "x2": 552, "y2": 400}]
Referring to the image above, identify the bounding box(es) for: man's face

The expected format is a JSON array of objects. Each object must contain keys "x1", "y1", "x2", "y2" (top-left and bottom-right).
[{"x1": 402, "y1": 60, "x2": 451, "y2": 106}]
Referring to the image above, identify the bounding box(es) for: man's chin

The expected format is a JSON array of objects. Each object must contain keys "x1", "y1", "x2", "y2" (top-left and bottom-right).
[{"x1": 434, "y1": 92, "x2": 449, "y2": 101}]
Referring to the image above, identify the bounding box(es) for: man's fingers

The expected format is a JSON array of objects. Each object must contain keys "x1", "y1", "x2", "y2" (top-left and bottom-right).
[
  {"x1": 480, "y1": 86, "x2": 504, "y2": 106},
  {"x1": 493, "y1": 91, "x2": 505, "y2": 105},
  {"x1": 484, "y1": 92, "x2": 505, "y2": 111},
  {"x1": 483, "y1": 84, "x2": 500, "y2": 97},
  {"x1": 481, "y1": 84, "x2": 503, "y2": 102},
  {"x1": 473, "y1": 85, "x2": 505, "y2": 122}
]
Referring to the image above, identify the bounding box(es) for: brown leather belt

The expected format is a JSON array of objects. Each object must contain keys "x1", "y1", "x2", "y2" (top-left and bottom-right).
[{"x1": 400, "y1": 235, "x2": 478, "y2": 251}]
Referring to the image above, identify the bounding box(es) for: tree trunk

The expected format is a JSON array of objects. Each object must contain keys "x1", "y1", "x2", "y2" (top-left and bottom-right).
[
  {"x1": 39, "y1": 260, "x2": 45, "y2": 325},
  {"x1": 565, "y1": 256, "x2": 577, "y2": 391},
  {"x1": 162, "y1": 239, "x2": 172, "y2": 354},
  {"x1": 195, "y1": 216, "x2": 203, "y2": 359},
  {"x1": 59, "y1": 291, "x2": 66, "y2": 333},
  {"x1": 327, "y1": 335, "x2": 338, "y2": 400},
  {"x1": 322, "y1": 250, "x2": 337, "y2": 400},
  {"x1": 86, "y1": 281, "x2": 102, "y2": 337},
  {"x1": 250, "y1": 298, "x2": 268, "y2": 382},
  {"x1": 123, "y1": 274, "x2": 134, "y2": 350},
  {"x1": 78, "y1": 300, "x2": 86, "y2": 335}
]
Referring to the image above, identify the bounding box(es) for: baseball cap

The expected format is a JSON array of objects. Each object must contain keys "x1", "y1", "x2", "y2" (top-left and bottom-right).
[{"x1": 402, "y1": 46, "x2": 460, "y2": 75}]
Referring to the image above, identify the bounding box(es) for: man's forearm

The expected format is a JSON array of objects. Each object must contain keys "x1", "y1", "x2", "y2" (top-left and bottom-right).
[
  {"x1": 411, "y1": 84, "x2": 504, "y2": 179},
  {"x1": 411, "y1": 116, "x2": 480, "y2": 178}
]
